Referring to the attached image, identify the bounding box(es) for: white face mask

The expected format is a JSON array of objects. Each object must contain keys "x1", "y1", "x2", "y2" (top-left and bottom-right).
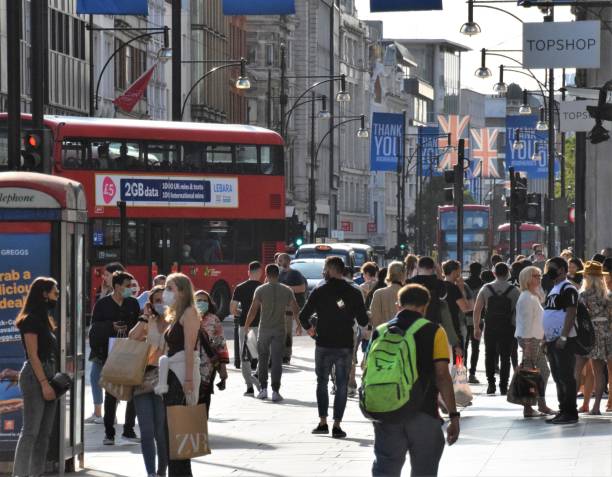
[{"x1": 162, "y1": 289, "x2": 176, "y2": 307}]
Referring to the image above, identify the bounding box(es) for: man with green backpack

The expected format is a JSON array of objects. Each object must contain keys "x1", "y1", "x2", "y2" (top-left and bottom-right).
[{"x1": 361, "y1": 284, "x2": 460, "y2": 477}]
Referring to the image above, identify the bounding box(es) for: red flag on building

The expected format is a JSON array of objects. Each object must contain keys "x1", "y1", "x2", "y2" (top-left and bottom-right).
[{"x1": 113, "y1": 64, "x2": 157, "y2": 113}]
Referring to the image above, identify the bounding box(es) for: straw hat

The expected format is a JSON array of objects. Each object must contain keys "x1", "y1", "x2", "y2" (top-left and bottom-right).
[{"x1": 578, "y1": 260, "x2": 609, "y2": 276}]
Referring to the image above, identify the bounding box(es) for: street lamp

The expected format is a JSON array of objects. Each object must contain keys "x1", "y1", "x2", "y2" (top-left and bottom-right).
[
  {"x1": 519, "y1": 89, "x2": 532, "y2": 115},
  {"x1": 335, "y1": 75, "x2": 351, "y2": 102},
  {"x1": 474, "y1": 49, "x2": 492, "y2": 78},
  {"x1": 356, "y1": 116, "x2": 369, "y2": 138},
  {"x1": 460, "y1": 0, "x2": 481, "y2": 36},
  {"x1": 535, "y1": 107, "x2": 548, "y2": 131},
  {"x1": 493, "y1": 65, "x2": 508, "y2": 95},
  {"x1": 512, "y1": 129, "x2": 525, "y2": 151},
  {"x1": 318, "y1": 96, "x2": 331, "y2": 119},
  {"x1": 180, "y1": 58, "x2": 250, "y2": 120},
  {"x1": 532, "y1": 142, "x2": 542, "y2": 162}
]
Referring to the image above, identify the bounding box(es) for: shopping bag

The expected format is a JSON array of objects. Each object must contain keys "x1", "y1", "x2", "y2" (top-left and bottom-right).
[
  {"x1": 451, "y1": 357, "x2": 473, "y2": 407},
  {"x1": 100, "y1": 376, "x2": 133, "y2": 401},
  {"x1": 246, "y1": 329, "x2": 258, "y2": 359},
  {"x1": 507, "y1": 367, "x2": 542, "y2": 406},
  {"x1": 101, "y1": 338, "x2": 150, "y2": 385},
  {"x1": 167, "y1": 404, "x2": 211, "y2": 460}
]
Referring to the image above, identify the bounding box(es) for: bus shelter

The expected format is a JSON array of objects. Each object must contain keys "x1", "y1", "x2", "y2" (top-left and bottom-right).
[{"x1": 0, "y1": 172, "x2": 87, "y2": 475}]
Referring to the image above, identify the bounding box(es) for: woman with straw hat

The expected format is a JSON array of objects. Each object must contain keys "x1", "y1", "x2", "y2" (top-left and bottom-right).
[{"x1": 574, "y1": 261, "x2": 612, "y2": 415}]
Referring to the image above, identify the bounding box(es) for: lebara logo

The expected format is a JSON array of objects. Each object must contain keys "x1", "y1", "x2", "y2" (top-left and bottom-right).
[{"x1": 102, "y1": 177, "x2": 117, "y2": 204}]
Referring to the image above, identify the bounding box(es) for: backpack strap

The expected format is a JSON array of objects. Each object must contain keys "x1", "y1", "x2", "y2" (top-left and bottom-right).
[
  {"x1": 501, "y1": 286, "x2": 515, "y2": 297},
  {"x1": 486, "y1": 284, "x2": 499, "y2": 296},
  {"x1": 405, "y1": 318, "x2": 430, "y2": 337}
]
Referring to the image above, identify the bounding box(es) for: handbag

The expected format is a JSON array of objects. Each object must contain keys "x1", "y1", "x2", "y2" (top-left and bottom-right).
[
  {"x1": 49, "y1": 372, "x2": 72, "y2": 398},
  {"x1": 451, "y1": 357, "x2": 473, "y2": 407},
  {"x1": 133, "y1": 366, "x2": 160, "y2": 396},
  {"x1": 507, "y1": 367, "x2": 543, "y2": 406}
]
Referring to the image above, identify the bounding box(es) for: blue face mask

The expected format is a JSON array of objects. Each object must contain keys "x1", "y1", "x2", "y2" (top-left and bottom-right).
[
  {"x1": 196, "y1": 301, "x2": 209, "y2": 315},
  {"x1": 122, "y1": 287, "x2": 132, "y2": 299}
]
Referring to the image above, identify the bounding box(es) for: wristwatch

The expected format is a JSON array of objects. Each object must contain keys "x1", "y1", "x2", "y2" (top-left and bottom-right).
[{"x1": 449, "y1": 411, "x2": 461, "y2": 419}]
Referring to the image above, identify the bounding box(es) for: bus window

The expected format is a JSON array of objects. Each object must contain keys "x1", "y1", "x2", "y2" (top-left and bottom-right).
[
  {"x1": 261, "y1": 145, "x2": 284, "y2": 175},
  {"x1": 205, "y1": 144, "x2": 233, "y2": 172},
  {"x1": 234, "y1": 221, "x2": 258, "y2": 263},
  {"x1": 147, "y1": 142, "x2": 180, "y2": 170},
  {"x1": 182, "y1": 143, "x2": 204, "y2": 171},
  {"x1": 62, "y1": 139, "x2": 86, "y2": 169},
  {"x1": 108, "y1": 142, "x2": 143, "y2": 170},
  {"x1": 236, "y1": 145, "x2": 258, "y2": 173},
  {"x1": 0, "y1": 128, "x2": 7, "y2": 169},
  {"x1": 91, "y1": 219, "x2": 146, "y2": 263},
  {"x1": 184, "y1": 220, "x2": 233, "y2": 264}
]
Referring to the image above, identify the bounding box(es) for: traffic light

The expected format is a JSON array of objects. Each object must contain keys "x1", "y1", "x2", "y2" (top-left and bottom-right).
[
  {"x1": 21, "y1": 130, "x2": 44, "y2": 171},
  {"x1": 509, "y1": 173, "x2": 528, "y2": 221},
  {"x1": 526, "y1": 193, "x2": 542, "y2": 223},
  {"x1": 287, "y1": 216, "x2": 306, "y2": 248},
  {"x1": 443, "y1": 169, "x2": 455, "y2": 203}
]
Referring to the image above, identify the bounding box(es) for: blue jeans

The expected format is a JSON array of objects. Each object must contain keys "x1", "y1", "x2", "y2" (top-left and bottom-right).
[
  {"x1": 13, "y1": 361, "x2": 57, "y2": 477},
  {"x1": 315, "y1": 346, "x2": 352, "y2": 421},
  {"x1": 372, "y1": 412, "x2": 445, "y2": 477},
  {"x1": 90, "y1": 360, "x2": 103, "y2": 406},
  {"x1": 134, "y1": 392, "x2": 168, "y2": 476}
]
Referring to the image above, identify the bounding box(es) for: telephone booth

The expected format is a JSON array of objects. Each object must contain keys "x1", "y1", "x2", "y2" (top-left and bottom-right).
[{"x1": 0, "y1": 172, "x2": 87, "y2": 475}]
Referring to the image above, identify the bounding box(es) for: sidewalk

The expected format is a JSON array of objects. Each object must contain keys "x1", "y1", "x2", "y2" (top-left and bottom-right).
[{"x1": 74, "y1": 325, "x2": 612, "y2": 477}]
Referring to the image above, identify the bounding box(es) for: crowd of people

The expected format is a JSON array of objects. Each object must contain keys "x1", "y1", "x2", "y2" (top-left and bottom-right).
[{"x1": 10, "y1": 245, "x2": 612, "y2": 477}]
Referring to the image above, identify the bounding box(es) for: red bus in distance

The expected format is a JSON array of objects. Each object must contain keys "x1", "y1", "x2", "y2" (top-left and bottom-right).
[
  {"x1": 0, "y1": 114, "x2": 286, "y2": 316},
  {"x1": 496, "y1": 222, "x2": 545, "y2": 258}
]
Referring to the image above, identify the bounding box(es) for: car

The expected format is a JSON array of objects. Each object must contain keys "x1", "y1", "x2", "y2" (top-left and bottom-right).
[
  {"x1": 290, "y1": 258, "x2": 326, "y2": 293},
  {"x1": 294, "y1": 243, "x2": 357, "y2": 272},
  {"x1": 341, "y1": 243, "x2": 376, "y2": 268}
]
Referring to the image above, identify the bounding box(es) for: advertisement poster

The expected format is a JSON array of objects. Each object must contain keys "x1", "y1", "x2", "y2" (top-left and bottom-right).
[
  {"x1": 417, "y1": 126, "x2": 442, "y2": 177},
  {"x1": 0, "y1": 231, "x2": 50, "y2": 452},
  {"x1": 370, "y1": 112, "x2": 404, "y2": 172},
  {"x1": 95, "y1": 174, "x2": 239, "y2": 208},
  {"x1": 505, "y1": 115, "x2": 548, "y2": 179}
]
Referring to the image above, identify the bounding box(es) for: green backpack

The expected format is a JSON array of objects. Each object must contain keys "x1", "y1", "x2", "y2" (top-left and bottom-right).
[{"x1": 360, "y1": 318, "x2": 429, "y2": 420}]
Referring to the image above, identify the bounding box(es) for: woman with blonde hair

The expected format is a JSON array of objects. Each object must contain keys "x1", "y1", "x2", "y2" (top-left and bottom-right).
[
  {"x1": 515, "y1": 266, "x2": 554, "y2": 417},
  {"x1": 157, "y1": 273, "x2": 201, "y2": 477},
  {"x1": 575, "y1": 261, "x2": 612, "y2": 415},
  {"x1": 369, "y1": 261, "x2": 406, "y2": 328}
]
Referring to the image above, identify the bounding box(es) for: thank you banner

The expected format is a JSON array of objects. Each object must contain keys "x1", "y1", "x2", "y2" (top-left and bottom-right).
[
  {"x1": 223, "y1": 0, "x2": 296, "y2": 15},
  {"x1": 505, "y1": 115, "x2": 547, "y2": 179},
  {"x1": 77, "y1": 0, "x2": 148, "y2": 14},
  {"x1": 370, "y1": 0, "x2": 443, "y2": 12},
  {"x1": 370, "y1": 113, "x2": 404, "y2": 172}
]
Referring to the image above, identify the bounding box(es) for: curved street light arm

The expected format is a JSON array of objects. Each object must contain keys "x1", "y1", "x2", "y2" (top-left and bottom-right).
[
  {"x1": 279, "y1": 96, "x2": 325, "y2": 133},
  {"x1": 474, "y1": 4, "x2": 524, "y2": 23},
  {"x1": 314, "y1": 116, "x2": 363, "y2": 165},
  {"x1": 95, "y1": 30, "x2": 166, "y2": 110},
  {"x1": 283, "y1": 77, "x2": 341, "y2": 136},
  {"x1": 500, "y1": 66, "x2": 548, "y2": 101},
  {"x1": 486, "y1": 51, "x2": 547, "y2": 97},
  {"x1": 180, "y1": 62, "x2": 242, "y2": 120}
]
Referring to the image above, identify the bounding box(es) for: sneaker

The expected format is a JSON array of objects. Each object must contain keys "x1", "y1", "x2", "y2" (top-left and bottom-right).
[
  {"x1": 122, "y1": 432, "x2": 141, "y2": 443},
  {"x1": 103, "y1": 436, "x2": 115, "y2": 446},
  {"x1": 500, "y1": 386, "x2": 508, "y2": 396},
  {"x1": 282, "y1": 357, "x2": 291, "y2": 364},
  {"x1": 468, "y1": 374, "x2": 480, "y2": 384},
  {"x1": 312, "y1": 423, "x2": 329, "y2": 434},
  {"x1": 348, "y1": 387, "x2": 357, "y2": 398},
  {"x1": 486, "y1": 384, "x2": 496, "y2": 395},
  {"x1": 84, "y1": 414, "x2": 103, "y2": 424},
  {"x1": 332, "y1": 426, "x2": 347, "y2": 439},
  {"x1": 330, "y1": 385, "x2": 336, "y2": 395},
  {"x1": 257, "y1": 389, "x2": 268, "y2": 400},
  {"x1": 271, "y1": 391, "x2": 283, "y2": 402},
  {"x1": 251, "y1": 374, "x2": 262, "y2": 392},
  {"x1": 244, "y1": 387, "x2": 254, "y2": 396},
  {"x1": 548, "y1": 413, "x2": 578, "y2": 425}
]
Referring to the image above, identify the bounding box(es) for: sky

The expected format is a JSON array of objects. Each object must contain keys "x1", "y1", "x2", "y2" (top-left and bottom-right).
[{"x1": 353, "y1": 0, "x2": 574, "y2": 94}]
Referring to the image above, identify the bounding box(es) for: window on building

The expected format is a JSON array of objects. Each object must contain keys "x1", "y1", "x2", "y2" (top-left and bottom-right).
[{"x1": 265, "y1": 44, "x2": 274, "y2": 66}]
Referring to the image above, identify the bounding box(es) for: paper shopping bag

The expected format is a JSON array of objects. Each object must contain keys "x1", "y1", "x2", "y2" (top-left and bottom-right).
[
  {"x1": 101, "y1": 338, "x2": 150, "y2": 385},
  {"x1": 100, "y1": 376, "x2": 133, "y2": 401},
  {"x1": 167, "y1": 404, "x2": 211, "y2": 460}
]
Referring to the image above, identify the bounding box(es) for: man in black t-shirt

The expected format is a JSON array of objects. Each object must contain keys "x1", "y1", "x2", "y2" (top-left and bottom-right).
[
  {"x1": 442, "y1": 260, "x2": 473, "y2": 355},
  {"x1": 464, "y1": 262, "x2": 484, "y2": 383},
  {"x1": 277, "y1": 253, "x2": 306, "y2": 364},
  {"x1": 90, "y1": 271, "x2": 140, "y2": 445},
  {"x1": 230, "y1": 261, "x2": 263, "y2": 396}
]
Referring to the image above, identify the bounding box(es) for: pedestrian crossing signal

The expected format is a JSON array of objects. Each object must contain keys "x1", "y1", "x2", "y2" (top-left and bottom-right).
[{"x1": 21, "y1": 130, "x2": 44, "y2": 171}]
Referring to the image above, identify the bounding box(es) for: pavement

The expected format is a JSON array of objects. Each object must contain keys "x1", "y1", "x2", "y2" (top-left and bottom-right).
[{"x1": 72, "y1": 322, "x2": 612, "y2": 477}]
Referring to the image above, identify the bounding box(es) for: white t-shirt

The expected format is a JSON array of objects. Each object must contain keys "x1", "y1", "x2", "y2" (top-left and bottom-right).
[
  {"x1": 515, "y1": 290, "x2": 544, "y2": 340},
  {"x1": 543, "y1": 280, "x2": 578, "y2": 342}
]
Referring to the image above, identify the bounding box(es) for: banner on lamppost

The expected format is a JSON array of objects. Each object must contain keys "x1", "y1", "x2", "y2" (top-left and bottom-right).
[
  {"x1": 223, "y1": 0, "x2": 296, "y2": 15},
  {"x1": 523, "y1": 20, "x2": 601, "y2": 69},
  {"x1": 436, "y1": 114, "x2": 470, "y2": 172},
  {"x1": 76, "y1": 0, "x2": 148, "y2": 14},
  {"x1": 370, "y1": 0, "x2": 443, "y2": 12},
  {"x1": 505, "y1": 115, "x2": 548, "y2": 179},
  {"x1": 470, "y1": 128, "x2": 502, "y2": 178},
  {"x1": 370, "y1": 112, "x2": 404, "y2": 172},
  {"x1": 417, "y1": 126, "x2": 441, "y2": 177}
]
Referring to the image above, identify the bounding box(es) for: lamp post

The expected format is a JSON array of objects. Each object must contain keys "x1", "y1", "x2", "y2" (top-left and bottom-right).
[
  {"x1": 88, "y1": 26, "x2": 170, "y2": 113},
  {"x1": 180, "y1": 58, "x2": 250, "y2": 121},
  {"x1": 310, "y1": 114, "x2": 369, "y2": 242}
]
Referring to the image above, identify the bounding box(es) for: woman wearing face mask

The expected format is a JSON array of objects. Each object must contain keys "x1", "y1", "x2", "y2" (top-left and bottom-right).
[
  {"x1": 12, "y1": 277, "x2": 59, "y2": 477},
  {"x1": 128, "y1": 286, "x2": 169, "y2": 477},
  {"x1": 156, "y1": 273, "x2": 201, "y2": 477},
  {"x1": 194, "y1": 290, "x2": 229, "y2": 413}
]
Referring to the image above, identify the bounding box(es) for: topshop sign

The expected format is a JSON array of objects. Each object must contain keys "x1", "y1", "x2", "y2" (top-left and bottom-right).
[{"x1": 523, "y1": 20, "x2": 600, "y2": 69}]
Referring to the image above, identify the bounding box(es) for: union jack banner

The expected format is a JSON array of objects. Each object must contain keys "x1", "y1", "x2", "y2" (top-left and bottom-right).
[
  {"x1": 470, "y1": 128, "x2": 501, "y2": 178},
  {"x1": 437, "y1": 115, "x2": 470, "y2": 172}
]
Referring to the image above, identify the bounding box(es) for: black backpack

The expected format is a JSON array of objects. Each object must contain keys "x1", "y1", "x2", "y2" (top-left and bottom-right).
[
  {"x1": 485, "y1": 285, "x2": 514, "y2": 330},
  {"x1": 564, "y1": 284, "x2": 595, "y2": 356}
]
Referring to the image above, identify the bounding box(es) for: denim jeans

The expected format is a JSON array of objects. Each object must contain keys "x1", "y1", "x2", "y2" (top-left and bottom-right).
[
  {"x1": 90, "y1": 360, "x2": 103, "y2": 405},
  {"x1": 134, "y1": 392, "x2": 168, "y2": 476},
  {"x1": 257, "y1": 328, "x2": 284, "y2": 392},
  {"x1": 372, "y1": 412, "x2": 445, "y2": 477},
  {"x1": 13, "y1": 361, "x2": 57, "y2": 477},
  {"x1": 315, "y1": 346, "x2": 352, "y2": 421},
  {"x1": 546, "y1": 339, "x2": 578, "y2": 417}
]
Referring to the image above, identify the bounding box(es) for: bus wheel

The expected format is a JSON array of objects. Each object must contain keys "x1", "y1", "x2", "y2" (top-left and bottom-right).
[{"x1": 211, "y1": 281, "x2": 231, "y2": 320}]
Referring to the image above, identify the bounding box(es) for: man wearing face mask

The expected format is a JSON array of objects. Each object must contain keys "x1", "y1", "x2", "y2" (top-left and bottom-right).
[
  {"x1": 542, "y1": 257, "x2": 579, "y2": 425},
  {"x1": 90, "y1": 271, "x2": 141, "y2": 445}
]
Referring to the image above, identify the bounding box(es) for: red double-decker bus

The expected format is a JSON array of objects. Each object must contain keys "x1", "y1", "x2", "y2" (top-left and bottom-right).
[
  {"x1": 437, "y1": 204, "x2": 492, "y2": 267},
  {"x1": 496, "y1": 222, "x2": 545, "y2": 257},
  {"x1": 0, "y1": 115, "x2": 286, "y2": 316}
]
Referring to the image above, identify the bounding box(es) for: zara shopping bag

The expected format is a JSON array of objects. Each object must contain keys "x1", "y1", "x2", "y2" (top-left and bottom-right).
[
  {"x1": 167, "y1": 403, "x2": 211, "y2": 460},
  {"x1": 101, "y1": 338, "x2": 150, "y2": 386},
  {"x1": 99, "y1": 376, "x2": 133, "y2": 401}
]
